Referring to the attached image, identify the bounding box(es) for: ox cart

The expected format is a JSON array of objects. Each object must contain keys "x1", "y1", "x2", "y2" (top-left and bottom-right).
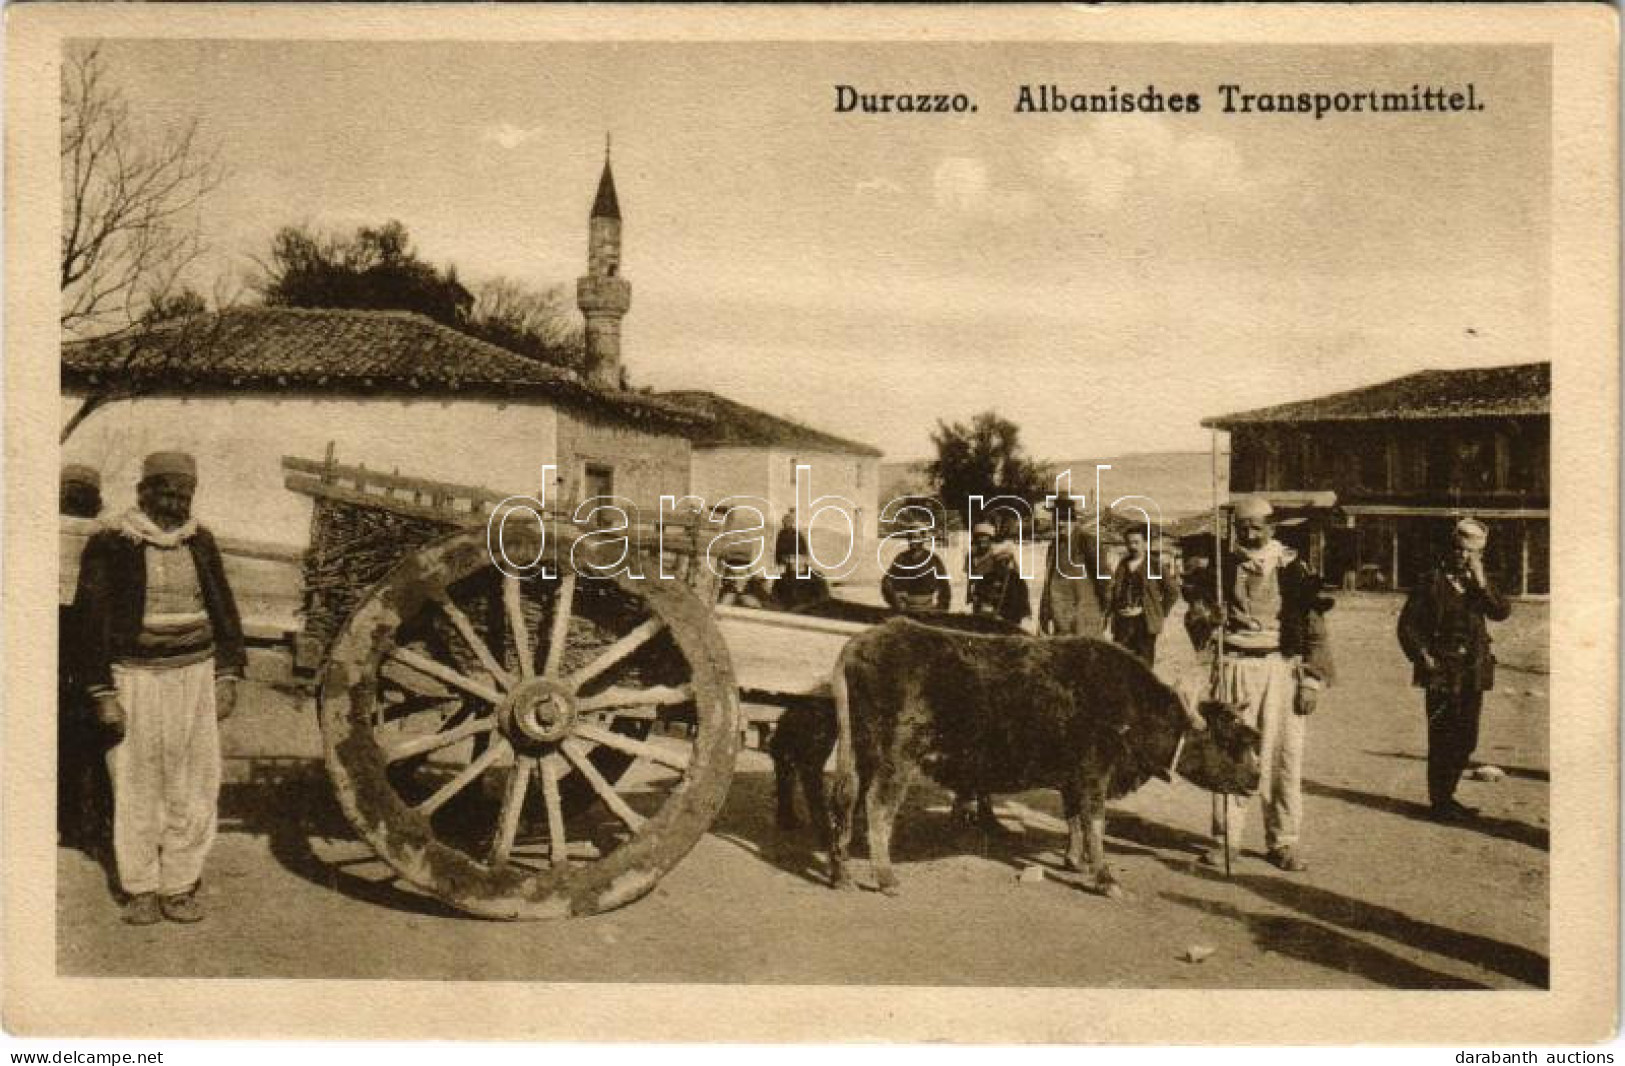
[{"x1": 269, "y1": 455, "x2": 876, "y2": 920}]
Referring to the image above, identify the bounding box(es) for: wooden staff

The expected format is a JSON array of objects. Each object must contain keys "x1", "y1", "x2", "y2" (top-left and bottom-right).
[{"x1": 1211, "y1": 426, "x2": 1231, "y2": 879}]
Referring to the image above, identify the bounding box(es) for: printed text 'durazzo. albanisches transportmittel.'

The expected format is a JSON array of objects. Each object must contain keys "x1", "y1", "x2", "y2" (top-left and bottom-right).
[{"x1": 832, "y1": 83, "x2": 1486, "y2": 119}]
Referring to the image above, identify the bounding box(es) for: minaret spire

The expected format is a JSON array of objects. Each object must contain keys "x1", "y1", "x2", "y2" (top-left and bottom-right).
[{"x1": 577, "y1": 138, "x2": 630, "y2": 388}]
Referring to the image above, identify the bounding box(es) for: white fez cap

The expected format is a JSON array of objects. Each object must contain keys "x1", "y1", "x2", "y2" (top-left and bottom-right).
[
  {"x1": 1454, "y1": 517, "x2": 1489, "y2": 547},
  {"x1": 1232, "y1": 496, "x2": 1274, "y2": 521},
  {"x1": 971, "y1": 522, "x2": 997, "y2": 537}
]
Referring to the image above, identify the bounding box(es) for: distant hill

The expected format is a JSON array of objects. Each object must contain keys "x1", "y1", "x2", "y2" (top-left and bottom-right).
[{"x1": 881, "y1": 450, "x2": 1228, "y2": 521}]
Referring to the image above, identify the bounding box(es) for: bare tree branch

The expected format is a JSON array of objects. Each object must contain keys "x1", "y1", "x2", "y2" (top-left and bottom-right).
[
  {"x1": 61, "y1": 297, "x2": 239, "y2": 444},
  {"x1": 60, "y1": 44, "x2": 224, "y2": 337},
  {"x1": 467, "y1": 275, "x2": 586, "y2": 375}
]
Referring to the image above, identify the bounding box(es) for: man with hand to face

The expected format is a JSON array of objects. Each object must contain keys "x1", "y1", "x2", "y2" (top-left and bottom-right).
[
  {"x1": 72, "y1": 452, "x2": 245, "y2": 925},
  {"x1": 1398, "y1": 517, "x2": 1512, "y2": 823}
]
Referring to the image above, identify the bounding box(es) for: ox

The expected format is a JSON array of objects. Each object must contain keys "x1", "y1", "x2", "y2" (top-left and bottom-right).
[
  {"x1": 770, "y1": 611, "x2": 1022, "y2": 834},
  {"x1": 802, "y1": 618, "x2": 1257, "y2": 898}
]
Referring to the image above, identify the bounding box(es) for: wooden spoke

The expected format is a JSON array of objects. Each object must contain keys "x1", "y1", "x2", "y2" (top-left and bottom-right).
[
  {"x1": 490, "y1": 755, "x2": 533, "y2": 867},
  {"x1": 562, "y1": 740, "x2": 646, "y2": 831},
  {"x1": 575, "y1": 721, "x2": 692, "y2": 772},
  {"x1": 388, "y1": 647, "x2": 503, "y2": 705},
  {"x1": 415, "y1": 740, "x2": 507, "y2": 818},
  {"x1": 379, "y1": 658, "x2": 455, "y2": 699},
  {"x1": 503, "y1": 573, "x2": 534, "y2": 679},
  {"x1": 382, "y1": 714, "x2": 497, "y2": 764},
  {"x1": 374, "y1": 692, "x2": 460, "y2": 730},
  {"x1": 567, "y1": 617, "x2": 665, "y2": 691},
  {"x1": 538, "y1": 755, "x2": 570, "y2": 869},
  {"x1": 576, "y1": 683, "x2": 693, "y2": 714},
  {"x1": 541, "y1": 571, "x2": 577, "y2": 679},
  {"x1": 434, "y1": 594, "x2": 514, "y2": 690}
]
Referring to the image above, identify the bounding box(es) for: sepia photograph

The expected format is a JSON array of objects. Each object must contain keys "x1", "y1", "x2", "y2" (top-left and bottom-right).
[{"x1": 4, "y1": 3, "x2": 1617, "y2": 1046}]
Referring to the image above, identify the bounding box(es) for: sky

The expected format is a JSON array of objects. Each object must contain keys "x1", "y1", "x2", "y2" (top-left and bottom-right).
[{"x1": 94, "y1": 40, "x2": 1551, "y2": 461}]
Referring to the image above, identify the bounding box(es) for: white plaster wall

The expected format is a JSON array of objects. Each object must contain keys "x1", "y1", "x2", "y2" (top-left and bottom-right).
[
  {"x1": 61, "y1": 392, "x2": 559, "y2": 547},
  {"x1": 766, "y1": 449, "x2": 881, "y2": 573},
  {"x1": 687, "y1": 447, "x2": 772, "y2": 509}
]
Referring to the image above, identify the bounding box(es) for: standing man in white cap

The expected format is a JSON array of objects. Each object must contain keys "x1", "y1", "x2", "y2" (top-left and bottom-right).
[
  {"x1": 1206, "y1": 496, "x2": 1335, "y2": 873},
  {"x1": 72, "y1": 451, "x2": 245, "y2": 924},
  {"x1": 1397, "y1": 517, "x2": 1512, "y2": 822},
  {"x1": 967, "y1": 521, "x2": 1030, "y2": 627}
]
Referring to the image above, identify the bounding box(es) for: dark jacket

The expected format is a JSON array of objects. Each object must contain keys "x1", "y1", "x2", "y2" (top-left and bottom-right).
[
  {"x1": 1397, "y1": 565, "x2": 1510, "y2": 691},
  {"x1": 773, "y1": 568, "x2": 831, "y2": 612},
  {"x1": 71, "y1": 526, "x2": 246, "y2": 695},
  {"x1": 882, "y1": 548, "x2": 952, "y2": 612},
  {"x1": 1106, "y1": 554, "x2": 1180, "y2": 636},
  {"x1": 774, "y1": 527, "x2": 810, "y2": 567},
  {"x1": 1179, "y1": 563, "x2": 1222, "y2": 652},
  {"x1": 1039, "y1": 529, "x2": 1109, "y2": 635},
  {"x1": 968, "y1": 550, "x2": 1031, "y2": 626}
]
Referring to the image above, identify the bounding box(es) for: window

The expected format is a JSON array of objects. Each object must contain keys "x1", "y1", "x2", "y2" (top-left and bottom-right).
[
  {"x1": 1394, "y1": 434, "x2": 1428, "y2": 493},
  {"x1": 584, "y1": 463, "x2": 614, "y2": 500},
  {"x1": 1353, "y1": 432, "x2": 1389, "y2": 492}
]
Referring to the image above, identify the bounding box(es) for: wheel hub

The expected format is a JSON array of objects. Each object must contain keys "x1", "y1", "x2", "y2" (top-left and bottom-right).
[{"x1": 499, "y1": 677, "x2": 578, "y2": 746}]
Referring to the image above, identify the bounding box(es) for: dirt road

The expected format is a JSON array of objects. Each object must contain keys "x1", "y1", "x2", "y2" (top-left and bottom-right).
[{"x1": 57, "y1": 594, "x2": 1547, "y2": 989}]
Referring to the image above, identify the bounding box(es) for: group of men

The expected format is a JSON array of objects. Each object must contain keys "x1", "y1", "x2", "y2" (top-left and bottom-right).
[
  {"x1": 881, "y1": 497, "x2": 1181, "y2": 667},
  {"x1": 57, "y1": 457, "x2": 1514, "y2": 922},
  {"x1": 874, "y1": 495, "x2": 1515, "y2": 872}
]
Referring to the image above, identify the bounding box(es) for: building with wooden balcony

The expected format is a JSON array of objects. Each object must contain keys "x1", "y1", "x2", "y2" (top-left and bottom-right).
[{"x1": 1203, "y1": 361, "x2": 1549, "y2": 596}]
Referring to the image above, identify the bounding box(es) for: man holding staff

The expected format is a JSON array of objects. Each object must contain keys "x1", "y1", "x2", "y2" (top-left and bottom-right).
[{"x1": 1205, "y1": 496, "x2": 1334, "y2": 874}]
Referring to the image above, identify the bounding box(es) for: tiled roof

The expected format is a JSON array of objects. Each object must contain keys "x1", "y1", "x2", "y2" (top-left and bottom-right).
[
  {"x1": 1203, "y1": 362, "x2": 1550, "y2": 429},
  {"x1": 61, "y1": 307, "x2": 706, "y2": 430},
  {"x1": 659, "y1": 390, "x2": 884, "y2": 457}
]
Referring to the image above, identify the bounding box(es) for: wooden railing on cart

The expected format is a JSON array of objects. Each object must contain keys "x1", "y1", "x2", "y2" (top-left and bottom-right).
[{"x1": 281, "y1": 452, "x2": 715, "y2": 554}]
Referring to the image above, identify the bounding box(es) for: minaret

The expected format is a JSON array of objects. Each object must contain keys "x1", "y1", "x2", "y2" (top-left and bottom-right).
[{"x1": 577, "y1": 139, "x2": 631, "y2": 389}]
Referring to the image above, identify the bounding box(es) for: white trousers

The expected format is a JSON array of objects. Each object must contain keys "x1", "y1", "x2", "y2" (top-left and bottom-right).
[
  {"x1": 105, "y1": 661, "x2": 220, "y2": 896},
  {"x1": 1210, "y1": 652, "x2": 1304, "y2": 850}
]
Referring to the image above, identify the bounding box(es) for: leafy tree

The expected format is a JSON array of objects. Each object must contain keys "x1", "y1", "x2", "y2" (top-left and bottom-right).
[
  {"x1": 61, "y1": 44, "x2": 224, "y2": 336},
  {"x1": 256, "y1": 224, "x2": 590, "y2": 377},
  {"x1": 925, "y1": 411, "x2": 1051, "y2": 527},
  {"x1": 257, "y1": 220, "x2": 473, "y2": 326}
]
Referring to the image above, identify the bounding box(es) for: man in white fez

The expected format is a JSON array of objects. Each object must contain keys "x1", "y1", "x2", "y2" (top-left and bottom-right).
[
  {"x1": 1397, "y1": 517, "x2": 1512, "y2": 822},
  {"x1": 72, "y1": 451, "x2": 245, "y2": 924},
  {"x1": 1206, "y1": 496, "x2": 1335, "y2": 873},
  {"x1": 967, "y1": 521, "x2": 1030, "y2": 626}
]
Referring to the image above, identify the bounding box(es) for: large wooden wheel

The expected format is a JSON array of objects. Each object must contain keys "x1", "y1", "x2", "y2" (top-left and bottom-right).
[{"x1": 317, "y1": 523, "x2": 740, "y2": 919}]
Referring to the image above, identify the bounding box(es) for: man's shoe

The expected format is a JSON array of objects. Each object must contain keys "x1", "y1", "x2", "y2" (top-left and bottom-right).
[
  {"x1": 1267, "y1": 845, "x2": 1308, "y2": 873},
  {"x1": 1431, "y1": 799, "x2": 1479, "y2": 823},
  {"x1": 160, "y1": 891, "x2": 204, "y2": 924},
  {"x1": 121, "y1": 892, "x2": 162, "y2": 926}
]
